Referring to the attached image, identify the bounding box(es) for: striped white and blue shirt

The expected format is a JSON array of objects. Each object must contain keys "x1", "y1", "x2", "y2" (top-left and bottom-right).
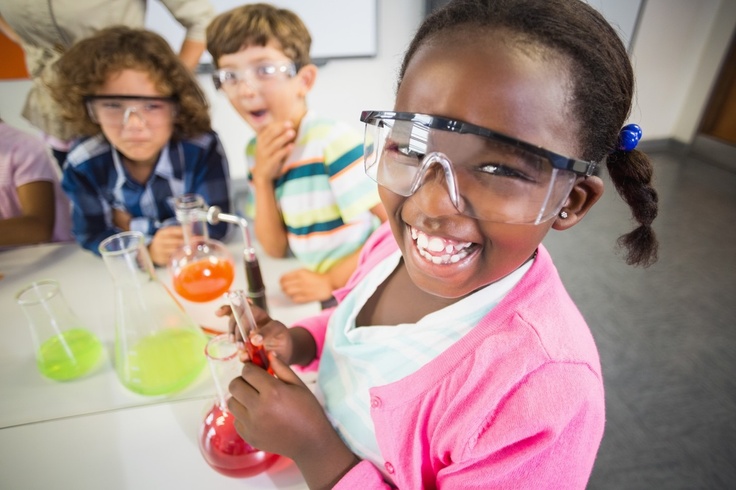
[{"x1": 245, "y1": 112, "x2": 381, "y2": 273}]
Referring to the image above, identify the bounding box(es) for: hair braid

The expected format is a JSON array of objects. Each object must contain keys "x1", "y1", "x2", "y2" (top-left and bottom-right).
[{"x1": 606, "y1": 149, "x2": 659, "y2": 266}]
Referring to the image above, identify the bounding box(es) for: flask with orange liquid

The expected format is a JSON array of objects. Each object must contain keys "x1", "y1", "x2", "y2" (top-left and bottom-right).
[{"x1": 169, "y1": 194, "x2": 235, "y2": 303}]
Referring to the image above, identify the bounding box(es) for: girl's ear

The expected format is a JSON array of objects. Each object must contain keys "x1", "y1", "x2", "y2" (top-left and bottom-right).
[
  {"x1": 296, "y1": 64, "x2": 318, "y2": 97},
  {"x1": 552, "y1": 175, "x2": 604, "y2": 230}
]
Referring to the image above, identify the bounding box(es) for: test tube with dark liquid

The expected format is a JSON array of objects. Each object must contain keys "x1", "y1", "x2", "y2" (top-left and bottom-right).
[
  {"x1": 226, "y1": 289, "x2": 272, "y2": 374},
  {"x1": 243, "y1": 253, "x2": 268, "y2": 313}
]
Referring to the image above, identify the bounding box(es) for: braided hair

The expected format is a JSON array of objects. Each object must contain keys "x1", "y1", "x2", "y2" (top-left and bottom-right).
[{"x1": 399, "y1": 0, "x2": 658, "y2": 267}]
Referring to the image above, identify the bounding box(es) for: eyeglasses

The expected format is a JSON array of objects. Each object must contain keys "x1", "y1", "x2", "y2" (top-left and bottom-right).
[
  {"x1": 360, "y1": 111, "x2": 599, "y2": 225},
  {"x1": 85, "y1": 95, "x2": 176, "y2": 128},
  {"x1": 212, "y1": 61, "x2": 297, "y2": 92}
]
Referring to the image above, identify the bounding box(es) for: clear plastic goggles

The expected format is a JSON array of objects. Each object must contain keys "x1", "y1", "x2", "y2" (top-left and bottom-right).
[
  {"x1": 212, "y1": 61, "x2": 297, "y2": 92},
  {"x1": 85, "y1": 95, "x2": 176, "y2": 128},
  {"x1": 361, "y1": 111, "x2": 599, "y2": 225}
]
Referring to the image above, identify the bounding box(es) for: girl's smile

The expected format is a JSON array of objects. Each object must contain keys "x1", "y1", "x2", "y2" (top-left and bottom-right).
[{"x1": 385, "y1": 29, "x2": 576, "y2": 299}]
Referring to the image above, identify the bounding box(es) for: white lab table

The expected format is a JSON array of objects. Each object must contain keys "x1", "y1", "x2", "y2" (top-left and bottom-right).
[{"x1": 0, "y1": 238, "x2": 317, "y2": 489}]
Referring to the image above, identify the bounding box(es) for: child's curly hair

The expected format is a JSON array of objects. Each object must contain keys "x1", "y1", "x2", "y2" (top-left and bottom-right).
[{"x1": 49, "y1": 26, "x2": 211, "y2": 139}]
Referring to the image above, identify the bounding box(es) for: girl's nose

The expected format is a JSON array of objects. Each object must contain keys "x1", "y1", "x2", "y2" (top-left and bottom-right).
[
  {"x1": 410, "y1": 166, "x2": 464, "y2": 218},
  {"x1": 409, "y1": 152, "x2": 465, "y2": 217}
]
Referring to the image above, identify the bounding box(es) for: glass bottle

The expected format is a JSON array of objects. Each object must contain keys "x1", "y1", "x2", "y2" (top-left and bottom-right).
[
  {"x1": 169, "y1": 194, "x2": 235, "y2": 303},
  {"x1": 15, "y1": 279, "x2": 104, "y2": 381},
  {"x1": 199, "y1": 333, "x2": 280, "y2": 477},
  {"x1": 99, "y1": 231, "x2": 207, "y2": 396}
]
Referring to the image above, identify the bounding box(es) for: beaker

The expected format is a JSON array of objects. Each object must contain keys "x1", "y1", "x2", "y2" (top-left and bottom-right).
[
  {"x1": 15, "y1": 280, "x2": 104, "y2": 381},
  {"x1": 169, "y1": 194, "x2": 235, "y2": 303},
  {"x1": 99, "y1": 231, "x2": 207, "y2": 396},
  {"x1": 198, "y1": 333, "x2": 280, "y2": 477}
]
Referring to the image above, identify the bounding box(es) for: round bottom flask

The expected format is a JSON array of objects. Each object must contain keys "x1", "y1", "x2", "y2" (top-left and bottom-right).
[
  {"x1": 169, "y1": 194, "x2": 235, "y2": 303},
  {"x1": 199, "y1": 334, "x2": 279, "y2": 477},
  {"x1": 199, "y1": 400, "x2": 280, "y2": 477},
  {"x1": 170, "y1": 239, "x2": 235, "y2": 303}
]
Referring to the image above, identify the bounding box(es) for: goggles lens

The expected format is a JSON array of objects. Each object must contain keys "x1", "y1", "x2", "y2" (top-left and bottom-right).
[
  {"x1": 85, "y1": 96, "x2": 176, "y2": 128},
  {"x1": 213, "y1": 61, "x2": 297, "y2": 91},
  {"x1": 361, "y1": 111, "x2": 592, "y2": 224}
]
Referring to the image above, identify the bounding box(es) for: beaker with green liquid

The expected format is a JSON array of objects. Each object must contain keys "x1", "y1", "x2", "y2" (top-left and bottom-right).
[
  {"x1": 15, "y1": 280, "x2": 104, "y2": 381},
  {"x1": 99, "y1": 231, "x2": 207, "y2": 396}
]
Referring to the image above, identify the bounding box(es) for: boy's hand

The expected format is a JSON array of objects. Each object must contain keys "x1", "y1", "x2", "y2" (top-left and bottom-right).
[
  {"x1": 280, "y1": 268, "x2": 334, "y2": 303},
  {"x1": 251, "y1": 121, "x2": 296, "y2": 184},
  {"x1": 149, "y1": 225, "x2": 184, "y2": 266}
]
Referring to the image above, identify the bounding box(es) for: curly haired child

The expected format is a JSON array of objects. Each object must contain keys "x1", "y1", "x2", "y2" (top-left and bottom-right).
[{"x1": 49, "y1": 26, "x2": 231, "y2": 265}]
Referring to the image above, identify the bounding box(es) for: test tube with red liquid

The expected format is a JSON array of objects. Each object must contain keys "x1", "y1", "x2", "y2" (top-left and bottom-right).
[{"x1": 226, "y1": 289, "x2": 273, "y2": 375}]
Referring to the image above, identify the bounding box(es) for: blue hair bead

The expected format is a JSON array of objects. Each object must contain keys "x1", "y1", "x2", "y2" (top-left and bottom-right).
[{"x1": 618, "y1": 123, "x2": 643, "y2": 151}]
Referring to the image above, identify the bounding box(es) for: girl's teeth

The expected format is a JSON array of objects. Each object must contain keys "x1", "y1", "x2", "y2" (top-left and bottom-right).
[
  {"x1": 411, "y1": 227, "x2": 473, "y2": 265},
  {"x1": 428, "y1": 237, "x2": 445, "y2": 252}
]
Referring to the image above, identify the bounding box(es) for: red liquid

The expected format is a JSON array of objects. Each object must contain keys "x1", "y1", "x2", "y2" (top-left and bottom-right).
[
  {"x1": 173, "y1": 258, "x2": 235, "y2": 303},
  {"x1": 245, "y1": 339, "x2": 273, "y2": 375},
  {"x1": 199, "y1": 402, "x2": 280, "y2": 477}
]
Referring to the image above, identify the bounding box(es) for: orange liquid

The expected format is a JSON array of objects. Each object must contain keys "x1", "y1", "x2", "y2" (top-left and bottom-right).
[{"x1": 173, "y1": 258, "x2": 235, "y2": 302}]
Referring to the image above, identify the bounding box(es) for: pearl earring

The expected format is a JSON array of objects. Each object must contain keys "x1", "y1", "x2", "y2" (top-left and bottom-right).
[{"x1": 559, "y1": 210, "x2": 569, "y2": 219}]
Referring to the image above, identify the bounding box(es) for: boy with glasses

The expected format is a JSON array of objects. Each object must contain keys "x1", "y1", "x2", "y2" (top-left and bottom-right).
[
  {"x1": 207, "y1": 3, "x2": 386, "y2": 306},
  {"x1": 48, "y1": 26, "x2": 231, "y2": 266}
]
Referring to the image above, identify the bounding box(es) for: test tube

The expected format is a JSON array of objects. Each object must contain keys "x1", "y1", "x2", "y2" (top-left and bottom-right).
[{"x1": 226, "y1": 289, "x2": 272, "y2": 374}]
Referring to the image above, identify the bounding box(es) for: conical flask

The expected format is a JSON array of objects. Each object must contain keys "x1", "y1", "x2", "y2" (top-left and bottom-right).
[
  {"x1": 169, "y1": 194, "x2": 235, "y2": 303},
  {"x1": 198, "y1": 333, "x2": 280, "y2": 477},
  {"x1": 99, "y1": 231, "x2": 207, "y2": 396}
]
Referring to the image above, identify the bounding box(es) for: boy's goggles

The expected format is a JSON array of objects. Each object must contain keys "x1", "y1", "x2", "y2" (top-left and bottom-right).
[
  {"x1": 84, "y1": 95, "x2": 176, "y2": 128},
  {"x1": 212, "y1": 61, "x2": 297, "y2": 91},
  {"x1": 360, "y1": 111, "x2": 599, "y2": 225}
]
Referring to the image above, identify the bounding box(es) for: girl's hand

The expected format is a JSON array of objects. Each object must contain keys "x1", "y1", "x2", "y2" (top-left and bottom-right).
[
  {"x1": 228, "y1": 354, "x2": 359, "y2": 487},
  {"x1": 215, "y1": 303, "x2": 295, "y2": 364}
]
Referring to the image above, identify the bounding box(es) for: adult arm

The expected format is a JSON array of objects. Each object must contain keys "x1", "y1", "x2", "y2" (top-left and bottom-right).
[
  {"x1": 0, "y1": 15, "x2": 22, "y2": 44},
  {"x1": 0, "y1": 181, "x2": 55, "y2": 245},
  {"x1": 159, "y1": 0, "x2": 216, "y2": 70},
  {"x1": 177, "y1": 38, "x2": 205, "y2": 71}
]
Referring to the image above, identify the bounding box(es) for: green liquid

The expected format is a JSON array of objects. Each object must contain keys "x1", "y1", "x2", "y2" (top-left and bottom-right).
[
  {"x1": 37, "y1": 328, "x2": 104, "y2": 381},
  {"x1": 118, "y1": 328, "x2": 206, "y2": 396}
]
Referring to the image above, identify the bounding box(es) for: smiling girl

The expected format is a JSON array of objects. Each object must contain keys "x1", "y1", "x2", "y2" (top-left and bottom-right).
[{"x1": 222, "y1": 0, "x2": 659, "y2": 488}]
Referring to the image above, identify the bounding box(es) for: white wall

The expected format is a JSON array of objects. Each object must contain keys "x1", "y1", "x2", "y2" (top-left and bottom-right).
[
  {"x1": 629, "y1": 0, "x2": 736, "y2": 141},
  {"x1": 1, "y1": 0, "x2": 734, "y2": 176}
]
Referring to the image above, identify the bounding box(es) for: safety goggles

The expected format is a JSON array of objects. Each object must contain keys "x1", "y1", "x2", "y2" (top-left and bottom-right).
[
  {"x1": 84, "y1": 95, "x2": 176, "y2": 128},
  {"x1": 361, "y1": 111, "x2": 599, "y2": 225},
  {"x1": 212, "y1": 61, "x2": 297, "y2": 92}
]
